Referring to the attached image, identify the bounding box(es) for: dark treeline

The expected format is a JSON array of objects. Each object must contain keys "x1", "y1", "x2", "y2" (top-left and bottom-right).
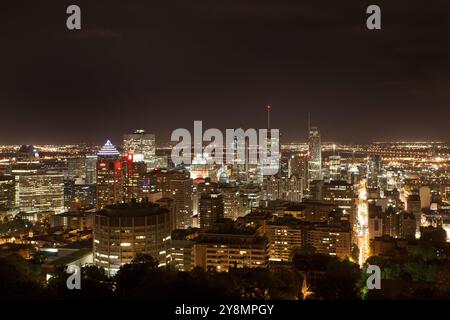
[{"x1": 2, "y1": 244, "x2": 450, "y2": 300}]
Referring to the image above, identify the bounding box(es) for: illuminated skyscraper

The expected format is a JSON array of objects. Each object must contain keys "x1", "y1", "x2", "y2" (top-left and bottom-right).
[
  {"x1": 218, "y1": 184, "x2": 243, "y2": 220},
  {"x1": 367, "y1": 155, "x2": 381, "y2": 188},
  {"x1": 123, "y1": 129, "x2": 156, "y2": 168},
  {"x1": 85, "y1": 155, "x2": 98, "y2": 184},
  {"x1": 96, "y1": 140, "x2": 123, "y2": 210},
  {"x1": 0, "y1": 175, "x2": 15, "y2": 210},
  {"x1": 123, "y1": 154, "x2": 151, "y2": 202},
  {"x1": 12, "y1": 145, "x2": 65, "y2": 214},
  {"x1": 307, "y1": 126, "x2": 322, "y2": 188},
  {"x1": 329, "y1": 155, "x2": 341, "y2": 181},
  {"x1": 264, "y1": 175, "x2": 303, "y2": 202},
  {"x1": 153, "y1": 169, "x2": 193, "y2": 228},
  {"x1": 199, "y1": 191, "x2": 224, "y2": 229}
]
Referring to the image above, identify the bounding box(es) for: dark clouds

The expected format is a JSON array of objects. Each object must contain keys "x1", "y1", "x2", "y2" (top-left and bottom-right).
[{"x1": 0, "y1": 0, "x2": 449, "y2": 144}]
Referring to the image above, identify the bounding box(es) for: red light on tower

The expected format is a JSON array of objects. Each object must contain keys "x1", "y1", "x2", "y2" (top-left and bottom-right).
[{"x1": 114, "y1": 160, "x2": 122, "y2": 170}]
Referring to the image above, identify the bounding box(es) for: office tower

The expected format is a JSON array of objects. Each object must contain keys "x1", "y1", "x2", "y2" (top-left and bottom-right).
[
  {"x1": 123, "y1": 154, "x2": 150, "y2": 202},
  {"x1": 367, "y1": 155, "x2": 381, "y2": 188},
  {"x1": 67, "y1": 157, "x2": 86, "y2": 182},
  {"x1": 198, "y1": 191, "x2": 224, "y2": 229},
  {"x1": 153, "y1": 169, "x2": 193, "y2": 229},
  {"x1": 64, "y1": 179, "x2": 75, "y2": 209},
  {"x1": 284, "y1": 175, "x2": 303, "y2": 202},
  {"x1": 239, "y1": 184, "x2": 261, "y2": 213},
  {"x1": 419, "y1": 186, "x2": 431, "y2": 209},
  {"x1": 85, "y1": 155, "x2": 98, "y2": 184},
  {"x1": 407, "y1": 194, "x2": 421, "y2": 236},
  {"x1": 368, "y1": 203, "x2": 384, "y2": 240},
  {"x1": 96, "y1": 140, "x2": 123, "y2": 210},
  {"x1": 218, "y1": 184, "x2": 242, "y2": 220},
  {"x1": 264, "y1": 176, "x2": 282, "y2": 201},
  {"x1": 93, "y1": 202, "x2": 172, "y2": 276},
  {"x1": 279, "y1": 156, "x2": 290, "y2": 179},
  {"x1": 321, "y1": 180, "x2": 356, "y2": 242},
  {"x1": 321, "y1": 181, "x2": 355, "y2": 214},
  {"x1": 123, "y1": 129, "x2": 156, "y2": 168},
  {"x1": 0, "y1": 175, "x2": 15, "y2": 210},
  {"x1": 329, "y1": 155, "x2": 341, "y2": 181},
  {"x1": 14, "y1": 171, "x2": 65, "y2": 214},
  {"x1": 70, "y1": 184, "x2": 97, "y2": 210},
  {"x1": 382, "y1": 206, "x2": 416, "y2": 239},
  {"x1": 289, "y1": 155, "x2": 308, "y2": 190},
  {"x1": 12, "y1": 145, "x2": 65, "y2": 214},
  {"x1": 264, "y1": 175, "x2": 303, "y2": 203},
  {"x1": 307, "y1": 126, "x2": 322, "y2": 188}
]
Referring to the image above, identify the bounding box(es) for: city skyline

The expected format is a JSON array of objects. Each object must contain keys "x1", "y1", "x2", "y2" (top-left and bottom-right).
[{"x1": 2, "y1": 0, "x2": 450, "y2": 304}]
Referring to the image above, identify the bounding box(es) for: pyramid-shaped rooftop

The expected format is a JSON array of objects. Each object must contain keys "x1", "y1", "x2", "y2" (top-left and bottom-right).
[{"x1": 97, "y1": 140, "x2": 121, "y2": 156}]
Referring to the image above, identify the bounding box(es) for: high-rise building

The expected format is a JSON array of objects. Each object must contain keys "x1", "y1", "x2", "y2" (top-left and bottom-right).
[
  {"x1": 264, "y1": 175, "x2": 303, "y2": 202},
  {"x1": 123, "y1": 129, "x2": 156, "y2": 168},
  {"x1": 329, "y1": 155, "x2": 341, "y2": 181},
  {"x1": 321, "y1": 181, "x2": 355, "y2": 215},
  {"x1": 368, "y1": 203, "x2": 383, "y2": 240},
  {"x1": 67, "y1": 157, "x2": 86, "y2": 182},
  {"x1": 407, "y1": 194, "x2": 421, "y2": 235},
  {"x1": 0, "y1": 175, "x2": 15, "y2": 210},
  {"x1": 264, "y1": 176, "x2": 282, "y2": 201},
  {"x1": 12, "y1": 146, "x2": 65, "y2": 214},
  {"x1": 218, "y1": 184, "x2": 243, "y2": 220},
  {"x1": 279, "y1": 156, "x2": 290, "y2": 179},
  {"x1": 96, "y1": 140, "x2": 123, "y2": 210},
  {"x1": 419, "y1": 186, "x2": 431, "y2": 209},
  {"x1": 123, "y1": 154, "x2": 151, "y2": 203},
  {"x1": 70, "y1": 184, "x2": 97, "y2": 210},
  {"x1": 153, "y1": 169, "x2": 193, "y2": 229},
  {"x1": 381, "y1": 206, "x2": 416, "y2": 239},
  {"x1": 93, "y1": 202, "x2": 172, "y2": 276},
  {"x1": 307, "y1": 126, "x2": 322, "y2": 188},
  {"x1": 289, "y1": 155, "x2": 307, "y2": 182},
  {"x1": 367, "y1": 155, "x2": 382, "y2": 189},
  {"x1": 284, "y1": 175, "x2": 303, "y2": 202},
  {"x1": 198, "y1": 191, "x2": 224, "y2": 229},
  {"x1": 85, "y1": 155, "x2": 98, "y2": 185}
]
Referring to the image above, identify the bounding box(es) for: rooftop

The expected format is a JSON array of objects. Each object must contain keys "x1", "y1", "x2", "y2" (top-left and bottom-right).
[{"x1": 96, "y1": 202, "x2": 169, "y2": 217}]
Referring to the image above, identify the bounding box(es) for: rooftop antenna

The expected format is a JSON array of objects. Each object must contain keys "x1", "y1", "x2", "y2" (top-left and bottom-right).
[{"x1": 267, "y1": 105, "x2": 271, "y2": 130}]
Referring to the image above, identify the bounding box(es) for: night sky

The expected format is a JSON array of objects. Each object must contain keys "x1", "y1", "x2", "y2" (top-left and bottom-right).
[{"x1": 1, "y1": 0, "x2": 449, "y2": 145}]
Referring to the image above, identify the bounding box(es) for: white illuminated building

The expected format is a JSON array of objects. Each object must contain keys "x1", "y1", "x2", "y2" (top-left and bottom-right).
[{"x1": 123, "y1": 129, "x2": 156, "y2": 167}]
